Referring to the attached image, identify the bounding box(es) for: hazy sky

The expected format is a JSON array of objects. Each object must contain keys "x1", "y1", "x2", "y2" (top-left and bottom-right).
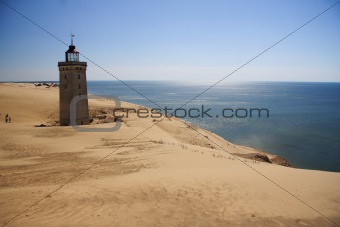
[{"x1": 0, "y1": 0, "x2": 339, "y2": 82}]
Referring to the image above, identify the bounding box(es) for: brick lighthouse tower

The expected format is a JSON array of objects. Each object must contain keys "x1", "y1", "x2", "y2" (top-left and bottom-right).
[{"x1": 58, "y1": 34, "x2": 89, "y2": 126}]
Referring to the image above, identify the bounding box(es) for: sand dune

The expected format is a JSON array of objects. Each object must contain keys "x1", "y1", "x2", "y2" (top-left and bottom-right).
[{"x1": 0, "y1": 83, "x2": 339, "y2": 226}]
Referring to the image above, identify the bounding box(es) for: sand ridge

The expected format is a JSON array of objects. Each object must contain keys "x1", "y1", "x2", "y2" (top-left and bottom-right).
[{"x1": 0, "y1": 83, "x2": 340, "y2": 226}]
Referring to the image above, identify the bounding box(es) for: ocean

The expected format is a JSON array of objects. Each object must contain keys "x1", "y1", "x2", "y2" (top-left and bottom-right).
[{"x1": 87, "y1": 81, "x2": 340, "y2": 172}]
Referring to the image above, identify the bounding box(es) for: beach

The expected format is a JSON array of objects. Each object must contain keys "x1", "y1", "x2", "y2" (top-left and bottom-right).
[{"x1": 0, "y1": 83, "x2": 339, "y2": 226}]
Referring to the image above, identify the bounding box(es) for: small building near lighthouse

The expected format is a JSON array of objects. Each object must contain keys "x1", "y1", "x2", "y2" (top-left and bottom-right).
[{"x1": 58, "y1": 34, "x2": 89, "y2": 126}]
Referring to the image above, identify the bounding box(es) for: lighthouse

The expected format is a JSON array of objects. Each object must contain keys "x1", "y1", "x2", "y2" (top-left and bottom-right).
[{"x1": 58, "y1": 34, "x2": 89, "y2": 126}]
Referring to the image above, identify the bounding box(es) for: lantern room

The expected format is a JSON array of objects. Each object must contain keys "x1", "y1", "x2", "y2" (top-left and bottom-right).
[{"x1": 65, "y1": 35, "x2": 79, "y2": 62}]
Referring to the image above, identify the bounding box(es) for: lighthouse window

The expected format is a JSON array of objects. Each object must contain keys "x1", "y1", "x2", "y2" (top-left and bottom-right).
[
  {"x1": 79, "y1": 84, "x2": 81, "y2": 89},
  {"x1": 78, "y1": 75, "x2": 80, "y2": 79},
  {"x1": 64, "y1": 74, "x2": 67, "y2": 79},
  {"x1": 68, "y1": 53, "x2": 79, "y2": 62}
]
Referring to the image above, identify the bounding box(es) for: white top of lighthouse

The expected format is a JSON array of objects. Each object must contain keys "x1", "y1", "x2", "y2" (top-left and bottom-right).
[{"x1": 65, "y1": 33, "x2": 79, "y2": 62}]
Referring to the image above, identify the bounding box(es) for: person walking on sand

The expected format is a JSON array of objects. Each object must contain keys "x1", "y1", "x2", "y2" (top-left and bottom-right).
[{"x1": 5, "y1": 114, "x2": 9, "y2": 123}]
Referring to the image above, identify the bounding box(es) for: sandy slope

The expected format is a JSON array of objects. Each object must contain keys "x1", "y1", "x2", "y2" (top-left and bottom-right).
[{"x1": 0, "y1": 83, "x2": 339, "y2": 227}]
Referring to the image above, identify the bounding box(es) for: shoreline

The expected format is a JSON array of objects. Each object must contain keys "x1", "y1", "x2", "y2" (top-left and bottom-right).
[{"x1": 1, "y1": 82, "x2": 339, "y2": 226}]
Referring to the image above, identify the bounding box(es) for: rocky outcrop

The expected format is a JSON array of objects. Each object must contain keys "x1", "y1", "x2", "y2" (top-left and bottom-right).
[
  {"x1": 89, "y1": 107, "x2": 123, "y2": 124},
  {"x1": 270, "y1": 155, "x2": 293, "y2": 167},
  {"x1": 34, "y1": 82, "x2": 59, "y2": 88},
  {"x1": 233, "y1": 152, "x2": 293, "y2": 167}
]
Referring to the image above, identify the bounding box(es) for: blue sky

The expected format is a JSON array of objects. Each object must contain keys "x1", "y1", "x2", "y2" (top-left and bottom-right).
[{"x1": 0, "y1": 0, "x2": 339, "y2": 82}]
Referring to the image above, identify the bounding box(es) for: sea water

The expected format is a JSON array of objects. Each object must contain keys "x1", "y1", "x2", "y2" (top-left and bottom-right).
[{"x1": 88, "y1": 81, "x2": 340, "y2": 172}]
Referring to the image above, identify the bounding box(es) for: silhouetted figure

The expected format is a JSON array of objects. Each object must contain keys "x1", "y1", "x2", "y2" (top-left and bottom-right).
[{"x1": 5, "y1": 114, "x2": 9, "y2": 123}]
